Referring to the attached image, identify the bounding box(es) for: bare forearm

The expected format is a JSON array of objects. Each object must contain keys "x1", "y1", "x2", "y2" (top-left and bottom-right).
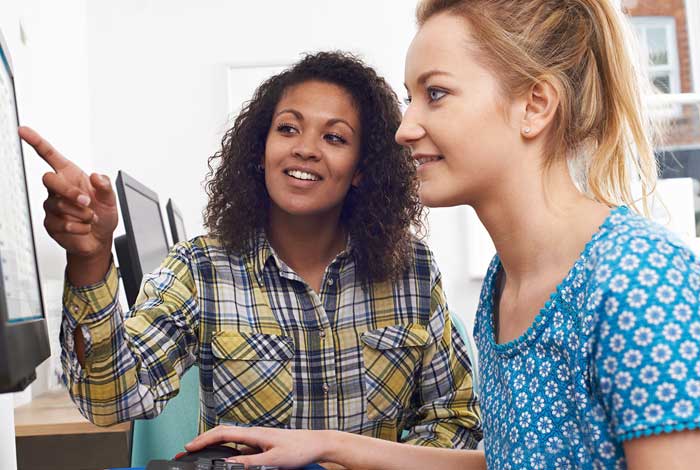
[{"x1": 321, "y1": 431, "x2": 486, "y2": 470}]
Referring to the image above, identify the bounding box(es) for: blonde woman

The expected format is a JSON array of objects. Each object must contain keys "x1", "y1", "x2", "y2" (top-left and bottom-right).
[{"x1": 187, "y1": 0, "x2": 700, "y2": 468}]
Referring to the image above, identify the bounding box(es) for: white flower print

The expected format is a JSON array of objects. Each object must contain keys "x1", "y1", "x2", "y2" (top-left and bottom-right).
[
  {"x1": 537, "y1": 416, "x2": 553, "y2": 434},
  {"x1": 656, "y1": 285, "x2": 676, "y2": 304},
  {"x1": 545, "y1": 436, "x2": 564, "y2": 454},
  {"x1": 651, "y1": 344, "x2": 672, "y2": 363},
  {"x1": 640, "y1": 365, "x2": 660, "y2": 385},
  {"x1": 681, "y1": 287, "x2": 697, "y2": 304},
  {"x1": 519, "y1": 411, "x2": 532, "y2": 428},
  {"x1": 587, "y1": 288, "x2": 604, "y2": 310},
  {"x1": 656, "y1": 382, "x2": 677, "y2": 402},
  {"x1": 644, "y1": 404, "x2": 663, "y2": 423},
  {"x1": 656, "y1": 241, "x2": 673, "y2": 254},
  {"x1": 620, "y1": 254, "x2": 640, "y2": 271},
  {"x1": 524, "y1": 430, "x2": 538, "y2": 449},
  {"x1": 630, "y1": 387, "x2": 648, "y2": 407},
  {"x1": 669, "y1": 360, "x2": 687, "y2": 380},
  {"x1": 630, "y1": 238, "x2": 650, "y2": 253},
  {"x1": 609, "y1": 275, "x2": 629, "y2": 293},
  {"x1": 644, "y1": 305, "x2": 666, "y2": 325},
  {"x1": 686, "y1": 379, "x2": 700, "y2": 398},
  {"x1": 552, "y1": 400, "x2": 568, "y2": 418},
  {"x1": 690, "y1": 322, "x2": 700, "y2": 341},
  {"x1": 617, "y1": 311, "x2": 636, "y2": 331},
  {"x1": 622, "y1": 409, "x2": 638, "y2": 426},
  {"x1": 689, "y1": 272, "x2": 700, "y2": 290},
  {"x1": 609, "y1": 334, "x2": 626, "y2": 352},
  {"x1": 623, "y1": 349, "x2": 643, "y2": 369},
  {"x1": 603, "y1": 357, "x2": 618, "y2": 374},
  {"x1": 648, "y1": 252, "x2": 667, "y2": 269},
  {"x1": 673, "y1": 400, "x2": 694, "y2": 419},
  {"x1": 515, "y1": 391, "x2": 528, "y2": 409},
  {"x1": 604, "y1": 297, "x2": 619, "y2": 315},
  {"x1": 680, "y1": 341, "x2": 698, "y2": 361},
  {"x1": 673, "y1": 303, "x2": 692, "y2": 322},
  {"x1": 666, "y1": 268, "x2": 683, "y2": 286},
  {"x1": 633, "y1": 327, "x2": 654, "y2": 347},
  {"x1": 530, "y1": 452, "x2": 546, "y2": 470},
  {"x1": 627, "y1": 288, "x2": 648, "y2": 308},
  {"x1": 532, "y1": 395, "x2": 545, "y2": 413},
  {"x1": 599, "y1": 442, "x2": 616, "y2": 459},
  {"x1": 662, "y1": 322, "x2": 682, "y2": 342},
  {"x1": 614, "y1": 371, "x2": 632, "y2": 390},
  {"x1": 596, "y1": 264, "x2": 612, "y2": 282},
  {"x1": 637, "y1": 268, "x2": 659, "y2": 287}
]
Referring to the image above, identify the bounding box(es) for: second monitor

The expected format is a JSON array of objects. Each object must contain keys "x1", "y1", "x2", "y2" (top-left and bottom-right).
[
  {"x1": 166, "y1": 199, "x2": 187, "y2": 244},
  {"x1": 114, "y1": 171, "x2": 170, "y2": 307}
]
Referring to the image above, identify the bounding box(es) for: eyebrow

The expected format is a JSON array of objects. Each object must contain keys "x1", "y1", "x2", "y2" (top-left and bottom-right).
[
  {"x1": 404, "y1": 69, "x2": 454, "y2": 89},
  {"x1": 274, "y1": 109, "x2": 356, "y2": 134}
]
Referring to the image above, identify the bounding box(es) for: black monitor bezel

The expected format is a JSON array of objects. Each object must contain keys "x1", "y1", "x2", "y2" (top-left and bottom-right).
[
  {"x1": 165, "y1": 198, "x2": 186, "y2": 245},
  {"x1": 0, "y1": 29, "x2": 50, "y2": 392},
  {"x1": 115, "y1": 170, "x2": 170, "y2": 284}
]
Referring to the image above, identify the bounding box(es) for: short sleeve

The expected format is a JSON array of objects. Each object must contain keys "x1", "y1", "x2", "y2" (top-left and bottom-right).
[{"x1": 592, "y1": 235, "x2": 700, "y2": 441}]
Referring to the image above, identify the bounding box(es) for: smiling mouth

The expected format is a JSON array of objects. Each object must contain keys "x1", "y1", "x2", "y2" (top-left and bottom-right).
[
  {"x1": 416, "y1": 155, "x2": 444, "y2": 166},
  {"x1": 285, "y1": 169, "x2": 322, "y2": 181}
]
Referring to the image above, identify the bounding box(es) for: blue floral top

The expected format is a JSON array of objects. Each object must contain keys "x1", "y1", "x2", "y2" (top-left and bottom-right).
[{"x1": 475, "y1": 206, "x2": 700, "y2": 469}]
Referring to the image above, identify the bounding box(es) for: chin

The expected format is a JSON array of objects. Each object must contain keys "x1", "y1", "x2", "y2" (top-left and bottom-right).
[{"x1": 418, "y1": 186, "x2": 463, "y2": 209}]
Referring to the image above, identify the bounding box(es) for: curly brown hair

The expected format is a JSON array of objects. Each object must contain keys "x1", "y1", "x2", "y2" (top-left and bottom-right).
[{"x1": 204, "y1": 51, "x2": 424, "y2": 283}]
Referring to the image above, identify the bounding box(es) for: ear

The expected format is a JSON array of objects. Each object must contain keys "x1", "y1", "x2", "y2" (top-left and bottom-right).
[
  {"x1": 520, "y1": 79, "x2": 560, "y2": 139},
  {"x1": 351, "y1": 169, "x2": 362, "y2": 188}
]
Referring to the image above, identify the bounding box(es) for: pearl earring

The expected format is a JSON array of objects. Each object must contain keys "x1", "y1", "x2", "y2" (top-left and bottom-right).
[{"x1": 523, "y1": 127, "x2": 531, "y2": 135}]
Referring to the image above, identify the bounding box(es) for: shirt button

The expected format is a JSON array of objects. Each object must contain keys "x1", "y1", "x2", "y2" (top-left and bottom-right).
[
  {"x1": 327, "y1": 278, "x2": 334, "y2": 286},
  {"x1": 319, "y1": 329, "x2": 326, "y2": 339},
  {"x1": 71, "y1": 305, "x2": 79, "y2": 314},
  {"x1": 322, "y1": 383, "x2": 330, "y2": 394}
]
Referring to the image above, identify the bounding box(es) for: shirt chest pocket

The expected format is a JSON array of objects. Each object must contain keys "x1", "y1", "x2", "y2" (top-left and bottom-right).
[
  {"x1": 360, "y1": 323, "x2": 432, "y2": 421},
  {"x1": 211, "y1": 330, "x2": 295, "y2": 427}
]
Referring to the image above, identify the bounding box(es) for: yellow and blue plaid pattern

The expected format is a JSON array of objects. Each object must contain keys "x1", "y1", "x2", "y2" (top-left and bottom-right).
[{"x1": 61, "y1": 234, "x2": 482, "y2": 448}]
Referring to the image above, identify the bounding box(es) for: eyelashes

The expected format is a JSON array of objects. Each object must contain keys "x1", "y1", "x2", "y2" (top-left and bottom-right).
[{"x1": 276, "y1": 123, "x2": 348, "y2": 145}]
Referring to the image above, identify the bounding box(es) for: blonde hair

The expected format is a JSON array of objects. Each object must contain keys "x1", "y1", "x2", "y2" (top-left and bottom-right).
[{"x1": 417, "y1": 0, "x2": 659, "y2": 213}]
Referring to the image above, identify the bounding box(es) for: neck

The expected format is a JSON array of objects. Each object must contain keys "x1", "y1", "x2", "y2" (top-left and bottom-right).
[
  {"x1": 267, "y1": 205, "x2": 348, "y2": 274},
  {"x1": 474, "y1": 157, "x2": 610, "y2": 287}
]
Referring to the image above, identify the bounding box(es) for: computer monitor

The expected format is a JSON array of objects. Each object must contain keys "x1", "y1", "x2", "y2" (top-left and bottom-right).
[
  {"x1": 114, "y1": 171, "x2": 170, "y2": 307},
  {"x1": 166, "y1": 199, "x2": 187, "y2": 245},
  {"x1": 0, "y1": 29, "x2": 50, "y2": 393}
]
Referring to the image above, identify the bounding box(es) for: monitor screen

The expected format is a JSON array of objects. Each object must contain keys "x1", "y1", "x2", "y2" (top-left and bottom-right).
[
  {"x1": 0, "y1": 29, "x2": 49, "y2": 392},
  {"x1": 122, "y1": 182, "x2": 169, "y2": 276},
  {"x1": 0, "y1": 41, "x2": 42, "y2": 324}
]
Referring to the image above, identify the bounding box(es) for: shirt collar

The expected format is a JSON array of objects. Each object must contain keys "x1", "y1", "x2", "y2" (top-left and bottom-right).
[{"x1": 249, "y1": 230, "x2": 355, "y2": 286}]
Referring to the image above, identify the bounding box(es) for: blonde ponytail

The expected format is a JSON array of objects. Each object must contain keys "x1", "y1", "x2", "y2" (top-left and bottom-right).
[{"x1": 417, "y1": 0, "x2": 659, "y2": 213}]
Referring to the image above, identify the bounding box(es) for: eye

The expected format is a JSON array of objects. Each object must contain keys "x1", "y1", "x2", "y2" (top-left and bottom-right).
[
  {"x1": 427, "y1": 87, "x2": 447, "y2": 102},
  {"x1": 276, "y1": 123, "x2": 298, "y2": 134},
  {"x1": 403, "y1": 95, "x2": 412, "y2": 105},
  {"x1": 325, "y1": 133, "x2": 347, "y2": 144}
]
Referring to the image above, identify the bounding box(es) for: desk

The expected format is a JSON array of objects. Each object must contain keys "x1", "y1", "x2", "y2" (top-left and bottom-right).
[{"x1": 14, "y1": 389, "x2": 131, "y2": 470}]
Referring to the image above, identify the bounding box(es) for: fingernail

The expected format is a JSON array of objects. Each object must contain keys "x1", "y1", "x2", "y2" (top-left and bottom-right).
[
  {"x1": 92, "y1": 213, "x2": 99, "y2": 223},
  {"x1": 100, "y1": 175, "x2": 109, "y2": 186},
  {"x1": 77, "y1": 195, "x2": 90, "y2": 206}
]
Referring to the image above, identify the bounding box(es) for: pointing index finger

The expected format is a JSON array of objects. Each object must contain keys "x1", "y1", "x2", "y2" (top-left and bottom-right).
[{"x1": 19, "y1": 126, "x2": 70, "y2": 171}]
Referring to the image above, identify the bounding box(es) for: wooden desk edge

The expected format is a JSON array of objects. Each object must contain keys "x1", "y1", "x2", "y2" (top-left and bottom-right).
[{"x1": 15, "y1": 421, "x2": 131, "y2": 437}]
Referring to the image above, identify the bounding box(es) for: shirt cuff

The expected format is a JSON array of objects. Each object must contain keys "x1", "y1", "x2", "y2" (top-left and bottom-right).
[{"x1": 62, "y1": 260, "x2": 120, "y2": 327}]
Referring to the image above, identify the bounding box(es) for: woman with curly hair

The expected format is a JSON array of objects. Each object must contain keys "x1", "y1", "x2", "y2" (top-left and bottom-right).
[{"x1": 23, "y1": 51, "x2": 481, "y2": 448}]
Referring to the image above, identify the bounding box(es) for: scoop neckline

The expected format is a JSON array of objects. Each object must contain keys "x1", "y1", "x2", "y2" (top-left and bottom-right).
[{"x1": 485, "y1": 205, "x2": 628, "y2": 356}]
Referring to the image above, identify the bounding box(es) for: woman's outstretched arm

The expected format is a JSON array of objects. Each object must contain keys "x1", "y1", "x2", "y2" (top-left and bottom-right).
[{"x1": 186, "y1": 426, "x2": 486, "y2": 470}]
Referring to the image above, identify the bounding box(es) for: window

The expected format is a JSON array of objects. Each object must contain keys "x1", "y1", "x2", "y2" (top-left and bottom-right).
[{"x1": 631, "y1": 17, "x2": 681, "y2": 95}]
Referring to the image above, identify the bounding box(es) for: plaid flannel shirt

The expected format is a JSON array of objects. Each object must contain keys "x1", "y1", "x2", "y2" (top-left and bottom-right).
[{"x1": 61, "y1": 234, "x2": 482, "y2": 448}]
